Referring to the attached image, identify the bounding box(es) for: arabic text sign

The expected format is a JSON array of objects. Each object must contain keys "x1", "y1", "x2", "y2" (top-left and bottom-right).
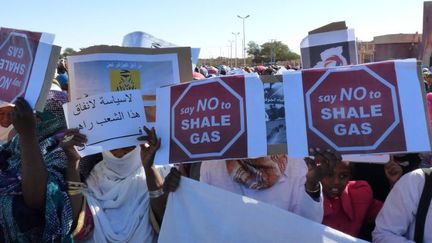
[
  {"x1": 63, "y1": 90, "x2": 146, "y2": 156},
  {"x1": 285, "y1": 59, "x2": 432, "y2": 156}
]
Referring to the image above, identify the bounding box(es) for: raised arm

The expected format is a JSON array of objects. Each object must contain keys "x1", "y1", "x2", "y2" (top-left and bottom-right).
[
  {"x1": 59, "y1": 128, "x2": 87, "y2": 229},
  {"x1": 12, "y1": 98, "x2": 47, "y2": 210},
  {"x1": 304, "y1": 148, "x2": 339, "y2": 200},
  {"x1": 139, "y1": 126, "x2": 181, "y2": 224}
]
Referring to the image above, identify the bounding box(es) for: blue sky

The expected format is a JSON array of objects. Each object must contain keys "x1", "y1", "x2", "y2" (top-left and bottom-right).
[{"x1": 2, "y1": 0, "x2": 427, "y2": 58}]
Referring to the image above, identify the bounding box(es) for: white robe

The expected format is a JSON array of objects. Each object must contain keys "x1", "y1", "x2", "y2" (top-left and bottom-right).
[
  {"x1": 373, "y1": 168, "x2": 432, "y2": 243},
  {"x1": 200, "y1": 158, "x2": 323, "y2": 222},
  {"x1": 82, "y1": 146, "x2": 156, "y2": 243}
]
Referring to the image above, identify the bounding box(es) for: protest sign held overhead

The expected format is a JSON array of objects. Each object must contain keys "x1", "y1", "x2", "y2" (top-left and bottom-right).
[
  {"x1": 285, "y1": 59, "x2": 432, "y2": 156},
  {"x1": 300, "y1": 22, "x2": 357, "y2": 69},
  {"x1": 122, "y1": 31, "x2": 201, "y2": 71},
  {"x1": 63, "y1": 90, "x2": 147, "y2": 156},
  {"x1": 67, "y1": 45, "x2": 192, "y2": 124},
  {"x1": 261, "y1": 75, "x2": 288, "y2": 155},
  {"x1": 67, "y1": 45, "x2": 192, "y2": 99},
  {"x1": 155, "y1": 75, "x2": 267, "y2": 164},
  {"x1": 0, "y1": 27, "x2": 60, "y2": 110}
]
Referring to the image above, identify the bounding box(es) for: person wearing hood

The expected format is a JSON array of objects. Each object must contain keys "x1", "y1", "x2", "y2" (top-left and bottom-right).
[
  {"x1": 0, "y1": 91, "x2": 74, "y2": 242},
  {"x1": 63, "y1": 127, "x2": 181, "y2": 242}
]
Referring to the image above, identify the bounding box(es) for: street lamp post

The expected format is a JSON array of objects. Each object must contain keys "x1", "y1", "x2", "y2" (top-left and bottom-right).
[
  {"x1": 228, "y1": 40, "x2": 234, "y2": 67},
  {"x1": 232, "y1": 32, "x2": 239, "y2": 67},
  {"x1": 237, "y1": 14, "x2": 250, "y2": 67}
]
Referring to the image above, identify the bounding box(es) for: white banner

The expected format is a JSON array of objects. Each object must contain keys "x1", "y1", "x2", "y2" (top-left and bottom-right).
[{"x1": 159, "y1": 177, "x2": 366, "y2": 243}]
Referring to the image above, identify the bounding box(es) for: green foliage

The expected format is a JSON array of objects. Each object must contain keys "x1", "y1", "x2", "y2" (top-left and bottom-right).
[
  {"x1": 60, "y1": 48, "x2": 77, "y2": 59},
  {"x1": 247, "y1": 40, "x2": 299, "y2": 64}
]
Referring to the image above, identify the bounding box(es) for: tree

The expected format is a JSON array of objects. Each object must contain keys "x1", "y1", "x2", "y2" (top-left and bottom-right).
[
  {"x1": 247, "y1": 41, "x2": 263, "y2": 64},
  {"x1": 260, "y1": 41, "x2": 299, "y2": 63},
  {"x1": 60, "y1": 48, "x2": 77, "y2": 59}
]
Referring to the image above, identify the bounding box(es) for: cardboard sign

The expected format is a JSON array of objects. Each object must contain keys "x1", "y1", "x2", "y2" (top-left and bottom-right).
[
  {"x1": 63, "y1": 90, "x2": 147, "y2": 156},
  {"x1": 67, "y1": 46, "x2": 192, "y2": 124},
  {"x1": 285, "y1": 59, "x2": 432, "y2": 156},
  {"x1": 0, "y1": 27, "x2": 60, "y2": 110},
  {"x1": 261, "y1": 75, "x2": 288, "y2": 155},
  {"x1": 341, "y1": 154, "x2": 390, "y2": 164},
  {"x1": 155, "y1": 75, "x2": 267, "y2": 164},
  {"x1": 300, "y1": 23, "x2": 357, "y2": 69}
]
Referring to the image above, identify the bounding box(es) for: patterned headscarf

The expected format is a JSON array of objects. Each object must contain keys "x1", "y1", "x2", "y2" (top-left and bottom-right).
[
  {"x1": 0, "y1": 90, "x2": 72, "y2": 242},
  {"x1": 226, "y1": 154, "x2": 288, "y2": 190}
]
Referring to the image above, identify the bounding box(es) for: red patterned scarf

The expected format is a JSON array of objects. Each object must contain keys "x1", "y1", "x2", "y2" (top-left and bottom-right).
[{"x1": 226, "y1": 154, "x2": 288, "y2": 190}]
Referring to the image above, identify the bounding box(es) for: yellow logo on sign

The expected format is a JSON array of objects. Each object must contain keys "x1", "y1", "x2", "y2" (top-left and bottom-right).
[{"x1": 110, "y1": 69, "x2": 141, "y2": 91}]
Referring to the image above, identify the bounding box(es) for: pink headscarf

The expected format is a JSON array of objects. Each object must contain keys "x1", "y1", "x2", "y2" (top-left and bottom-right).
[{"x1": 427, "y1": 93, "x2": 432, "y2": 128}]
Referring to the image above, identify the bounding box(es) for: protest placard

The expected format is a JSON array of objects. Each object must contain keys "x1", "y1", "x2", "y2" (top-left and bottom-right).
[
  {"x1": 63, "y1": 90, "x2": 147, "y2": 156},
  {"x1": 260, "y1": 75, "x2": 288, "y2": 155},
  {"x1": 284, "y1": 59, "x2": 432, "y2": 157},
  {"x1": 341, "y1": 154, "x2": 390, "y2": 164},
  {"x1": 122, "y1": 31, "x2": 201, "y2": 71},
  {"x1": 0, "y1": 27, "x2": 60, "y2": 110},
  {"x1": 155, "y1": 75, "x2": 267, "y2": 164},
  {"x1": 300, "y1": 22, "x2": 357, "y2": 69},
  {"x1": 67, "y1": 45, "x2": 192, "y2": 124}
]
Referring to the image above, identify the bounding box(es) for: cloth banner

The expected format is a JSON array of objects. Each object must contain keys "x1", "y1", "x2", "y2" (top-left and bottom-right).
[{"x1": 159, "y1": 177, "x2": 367, "y2": 243}]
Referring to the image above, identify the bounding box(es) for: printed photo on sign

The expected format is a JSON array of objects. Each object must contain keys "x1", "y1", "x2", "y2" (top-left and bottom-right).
[
  {"x1": 284, "y1": 59, "x2": 432, "y2": 157},
  {"x1": 110, "y1": 69, "x2": 141, "y2": 91},
  {"x1": 263, "y1": 78, "x2": 286, "y2": 145},
  {"x1": 309, "y1": 44, "x2": 349, "y2": 68},
  {"x1": 63, "y1": 90, "x2": 147, "y2": 156},
  {"x1": 0, "y1": 27, "x2": 57, "y2": 109},
  {"x1": 155, "y1": 75, "x2": 267, "y2": 164}
]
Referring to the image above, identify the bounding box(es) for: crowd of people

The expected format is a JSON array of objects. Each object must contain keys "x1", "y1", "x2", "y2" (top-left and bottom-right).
[{"x1": 0, "y1": 58, "x2": 431, "y2": 243}]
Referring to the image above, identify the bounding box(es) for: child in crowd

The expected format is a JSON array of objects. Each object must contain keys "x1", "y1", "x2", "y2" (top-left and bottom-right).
[{"x1": 321, "y1": 159, "x2": 383, "y2": 240}]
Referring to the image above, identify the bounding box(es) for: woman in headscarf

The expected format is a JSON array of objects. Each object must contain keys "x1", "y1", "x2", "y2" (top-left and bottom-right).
[
  {"x1": 0, "y1": 91, "x2": 73, "y2": 242},
  {"x1": 61, "y1": 127, "x2": 181, "y2": 242}
]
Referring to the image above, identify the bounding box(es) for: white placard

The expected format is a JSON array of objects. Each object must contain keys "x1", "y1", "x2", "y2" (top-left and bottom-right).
[
  {"x1": 63, "y1": 90, "x2": 147, "y2": 156},
  {"x1": 285, "y1": 59, "x2": 432, "y2": 158},
  {"x1": 155, "y1": 75, "x2": 267, "y2": 165}
]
